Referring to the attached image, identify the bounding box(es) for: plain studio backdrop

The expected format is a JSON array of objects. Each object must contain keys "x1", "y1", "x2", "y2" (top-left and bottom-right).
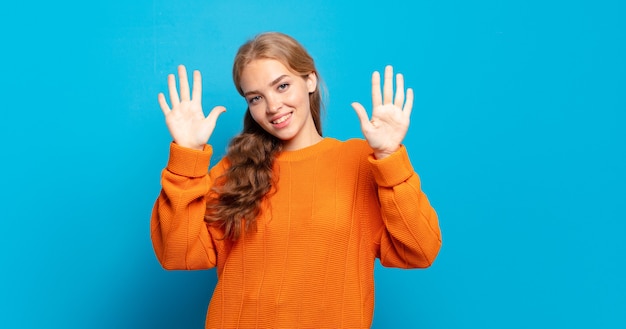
[{"x1": 1, "y1": 0, "x2": 624, "y2": 328}]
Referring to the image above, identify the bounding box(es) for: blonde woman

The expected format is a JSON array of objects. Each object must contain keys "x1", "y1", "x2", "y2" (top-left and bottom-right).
[{"x1": 152, "y1": 32, "x2": 442, "y2": 328}]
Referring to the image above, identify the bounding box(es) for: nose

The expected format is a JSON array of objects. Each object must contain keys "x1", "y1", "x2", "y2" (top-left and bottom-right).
[{"x1": 266, "y1": 94, "x2": 281, "y2": 113}]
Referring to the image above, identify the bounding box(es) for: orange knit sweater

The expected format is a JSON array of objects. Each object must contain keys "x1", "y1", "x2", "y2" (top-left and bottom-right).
[{"x1": 151, "y1": 138, "x2": 441, "y2": 328}]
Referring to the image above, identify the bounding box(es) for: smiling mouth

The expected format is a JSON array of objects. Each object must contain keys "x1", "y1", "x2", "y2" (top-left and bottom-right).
[{"x1": 272, "y1": 112, "x2": 292, "y2": 124}]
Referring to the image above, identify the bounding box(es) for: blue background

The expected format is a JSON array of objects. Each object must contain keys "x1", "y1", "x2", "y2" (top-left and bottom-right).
[{"x1": 1, "y1": 0, "x2": 624, "y2": 328}]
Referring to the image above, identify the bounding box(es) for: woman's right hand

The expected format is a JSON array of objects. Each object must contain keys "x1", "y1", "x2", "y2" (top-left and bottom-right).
[{"x1": 158, "y1": 65, "x2": 226, "y2": 150}]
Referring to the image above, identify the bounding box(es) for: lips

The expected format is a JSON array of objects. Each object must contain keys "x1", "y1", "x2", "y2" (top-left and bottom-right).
[{"x1": 271, "y1": 112, "x2": 292, "y2": 126}]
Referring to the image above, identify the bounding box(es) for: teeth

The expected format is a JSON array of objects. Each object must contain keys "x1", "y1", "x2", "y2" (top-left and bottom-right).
[{"x1": 272, "y1": 113, "x2": 291, "y2": 124}]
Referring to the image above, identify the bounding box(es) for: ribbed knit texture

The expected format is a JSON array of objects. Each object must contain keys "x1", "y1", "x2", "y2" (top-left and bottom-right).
[{"x1": 151, "y1": 138, "x2": 442, "y2": 328}]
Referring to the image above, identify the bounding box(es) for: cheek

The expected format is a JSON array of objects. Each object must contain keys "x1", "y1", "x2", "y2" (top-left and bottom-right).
[
  {"x1": 248, "y1": 107, "x2": 265, "y2": 124},
  {"x1": 285, "y1": 89, "x2": 309, "y2": 107}
]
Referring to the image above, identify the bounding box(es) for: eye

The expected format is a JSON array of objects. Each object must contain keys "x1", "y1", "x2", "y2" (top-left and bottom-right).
[
  {"x1": 278, "y1": 83, "x2": 289, "y2": 91},
  {"x1": 248, "y1": 95, "x2": 262, "y2": 105}
]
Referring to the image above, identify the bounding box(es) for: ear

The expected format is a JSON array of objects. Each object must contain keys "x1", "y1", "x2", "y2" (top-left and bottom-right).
[{"x1": 306, "y1": 72, "x2": 317, "y2": 93}]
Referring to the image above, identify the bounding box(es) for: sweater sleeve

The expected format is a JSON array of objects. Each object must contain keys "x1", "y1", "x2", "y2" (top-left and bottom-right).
[
  {"x1": 369, "y1": 145, "x2": 442, "y2": 268},
  {"x1": 150, "y1": 142, "x2": 222, "y2": 270}
]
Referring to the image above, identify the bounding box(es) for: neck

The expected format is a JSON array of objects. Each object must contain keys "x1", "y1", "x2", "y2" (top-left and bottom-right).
[{"x1": 283, "y1": 132, "x2": 323, "y2": 151}]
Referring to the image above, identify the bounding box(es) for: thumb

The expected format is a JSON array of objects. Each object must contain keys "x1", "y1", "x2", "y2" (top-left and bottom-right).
[
  {"x1": 206, "y1": 105, "x2": 227, "y2": 124},
  {"x1": 351, "y1": 102, "x2": 370, "y2": 126}
]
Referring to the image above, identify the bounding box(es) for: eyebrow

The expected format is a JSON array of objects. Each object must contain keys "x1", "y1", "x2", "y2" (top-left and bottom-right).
[{"x1": 243, "y1": 74, "x2": 289, "y2": 97}]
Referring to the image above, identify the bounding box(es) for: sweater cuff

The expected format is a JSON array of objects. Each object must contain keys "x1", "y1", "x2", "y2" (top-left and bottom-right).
[
  {"x1": 368, "y1": 145, "x2": 414, "y2": 187},
  {"x1": 166, "y1": 142, "x2": 213, "y2": 178}
]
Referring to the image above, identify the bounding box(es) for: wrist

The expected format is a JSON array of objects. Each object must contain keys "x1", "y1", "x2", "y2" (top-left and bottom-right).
[
  {"x1": 173, "y1": 140, "x2": 205, "y2": 151},
  {"x1": 373, "y1": 145, "x2": 400, "y2": 160},
  {"x1": 374, "y1": 151, "x2": 392, "y2": 160}
]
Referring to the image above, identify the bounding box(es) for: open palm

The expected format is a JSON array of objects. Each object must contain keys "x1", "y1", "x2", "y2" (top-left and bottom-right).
[
  {"x1": 158, "y1": 65, "x2": 226, "y2": 150},
  {"x1": 352, "y1": 65, "x2": 413, "y2": 159}
]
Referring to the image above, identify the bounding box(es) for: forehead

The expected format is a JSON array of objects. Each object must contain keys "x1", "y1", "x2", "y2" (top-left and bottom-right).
[{"x1": 239, "y1": 59, "x2": 295, "y2": 91}]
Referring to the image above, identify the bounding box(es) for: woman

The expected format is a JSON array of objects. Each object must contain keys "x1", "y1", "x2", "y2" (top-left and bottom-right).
[{"x1": 152, "y1": 32, "x2": 442, "y2": 328}]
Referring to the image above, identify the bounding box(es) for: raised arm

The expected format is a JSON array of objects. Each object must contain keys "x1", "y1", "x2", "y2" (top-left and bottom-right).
[
  {"x1": 368, "y1": 147, "x2": 442, "y2": 268},
  {"x1": 151, "y1": 65, "x2": 227, "y2": 270},
  {"x1": 353, "y1": 66, "x2": 441, "y2": 268}
]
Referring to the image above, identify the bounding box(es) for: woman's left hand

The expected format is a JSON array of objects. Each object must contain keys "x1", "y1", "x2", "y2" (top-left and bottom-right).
[{"x1": 352, "y1": 65, "x2": 413, "y2": 159}]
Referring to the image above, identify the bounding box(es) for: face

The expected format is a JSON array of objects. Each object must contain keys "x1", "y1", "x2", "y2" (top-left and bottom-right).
[{"x1": 239, "y1": 59, "x2": 320, "y2": 151}]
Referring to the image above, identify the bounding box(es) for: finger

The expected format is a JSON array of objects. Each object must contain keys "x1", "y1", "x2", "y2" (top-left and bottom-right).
[
  {"x1": 167, "y1": 73, "x2": 180, "y2": 106},
  {"x1": 383, "y1": 65, "x2": 393, "y2": 105},
  {"x1": 192, "y1": 70, "x2": 202, "y2": 103},
  {"x1": 371, "y1": 71, "x2": 382, "y2": 107},
  {"x1": 403, "y1": 88, "x2": 414, "y2": 118},
  {"x1": 394, "y1": 73, "x2": 405, "y2": 108},
  {"x1": 351, "y1": 102, "x2": 371, "y2": 127},
  {"x1": 158, "y1": 93, "x2": 171, "y2": 115},
  {"x1": 205, "y1": 105, "x2": 226, "y2": 124},
  {"x1": 178, "y1": 65, "x2": 190, "y2": 102}
]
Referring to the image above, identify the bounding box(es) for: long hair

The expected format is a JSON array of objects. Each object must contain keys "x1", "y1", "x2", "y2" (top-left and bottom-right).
[{"x1": 205, "y1": 32, "x2": 324, "y2": 240}]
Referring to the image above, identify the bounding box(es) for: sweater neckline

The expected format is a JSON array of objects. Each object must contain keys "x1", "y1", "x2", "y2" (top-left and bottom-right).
[{"x1": 276, "y1": 137, "x2": 338, "y2": 162}]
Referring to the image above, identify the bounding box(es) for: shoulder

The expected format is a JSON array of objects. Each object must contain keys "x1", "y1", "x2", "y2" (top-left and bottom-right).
[
  {"x1": 274, "y1": 138, "x2": 373, "y2": 164},
  {"x1": 321, "y1": 138, "x2": 374, "y2": 171},
  {"x1": 334, "y1": 138, "x2": 373, "y2": 158},
  {"x1": 326, "y1": 137, "x2": 370, "y2": 150}
]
